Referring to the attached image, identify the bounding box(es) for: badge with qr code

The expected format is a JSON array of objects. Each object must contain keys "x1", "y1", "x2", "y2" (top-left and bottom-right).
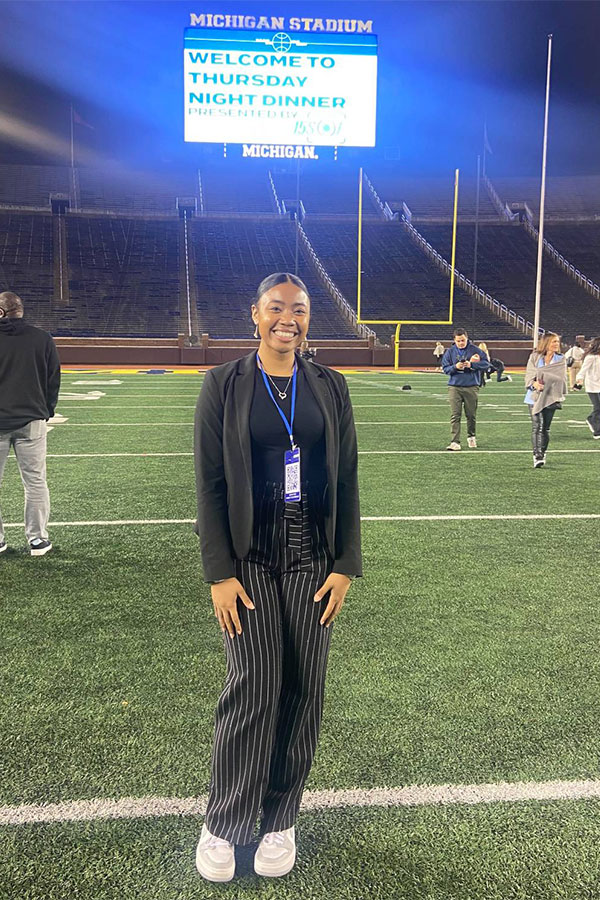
[{"x1": 284, "y1": 447, "x2": 301, "y2": 502}]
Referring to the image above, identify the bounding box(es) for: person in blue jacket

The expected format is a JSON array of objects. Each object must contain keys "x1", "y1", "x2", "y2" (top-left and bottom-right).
[{"x1": 441, "y1": 327, "x2": 489, "y2": 451}]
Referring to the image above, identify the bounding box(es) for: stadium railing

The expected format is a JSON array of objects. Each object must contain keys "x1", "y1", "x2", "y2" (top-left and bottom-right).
[
  {"x1": 400, "y1": 215, "x2": 540, "y2": 338},
  {"x1": 295, "y1": 221, "x2": 377, "y2": 341},
  {"x1": 522, "y1": 218, "x2": 600, "y2": 301}
]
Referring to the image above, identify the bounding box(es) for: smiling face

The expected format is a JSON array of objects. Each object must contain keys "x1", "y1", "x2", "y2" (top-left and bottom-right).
[{"x1": 252, "y1": 280, "x2": 310, "y2": 356}]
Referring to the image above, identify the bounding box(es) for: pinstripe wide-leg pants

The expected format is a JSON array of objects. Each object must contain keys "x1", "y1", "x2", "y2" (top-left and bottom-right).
[{"x1": 205, "y1": 483, "x2": 333, "y2": 845}]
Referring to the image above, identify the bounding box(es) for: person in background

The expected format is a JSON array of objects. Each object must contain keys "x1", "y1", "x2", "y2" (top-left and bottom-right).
[
  {"x1": 524, "y1": 332, "x2": 566, "y2": 468},
  {"x1": 433, "y1": 341, "x2": 445, "y2": 369},
  {"x1": 299, "y1": 339, "x2": 317, "y2": 362},
  {"x1": 565, "y1": 341, "x2": 584, "y2": 390},
  {"x1": 478, "y1": 342, "x2": 512, "y2": 383},
  {"x1": 194, "y1": 272, "x2": 361, "y2": 883},
  {"x1": 575, "y1": 336, "x2": 600, "y2": 439},
  {"x1": 441, "y1": 328, "x2": 489, "y2": 451},
  {"x1": 0, "y1": 291, "x2": 60, "y2": 556}
]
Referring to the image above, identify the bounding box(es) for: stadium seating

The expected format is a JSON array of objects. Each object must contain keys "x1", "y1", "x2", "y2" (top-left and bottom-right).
[
  {"x1": 0, "y1": 165, "x2": 71, "y2": 208},
  {"x1": 273, "y1": 169, "x2": 380, "y2": 218},
  {"x1": 545, "y1": 223, "x2": 600, "y2": 288},
  {"x1": 368, "y1": 173, "x2": 500, "y2": 220},
  {"x1": 418, "y1": 222, "x2": 599, "y2": 338},
  {"x1": 304, "y1": 221, "x2": 524, "y2": 340},
  {"x1": 2, "y1": 166, "x2": 599, "y2": 342},
  {"x1": 65, "y1": 217, "x2": 180, "y2": 336},
  {"x1": 492, "y1": 176, "x2": 600, "y2": 220},
  {"x1": 0, "y1": 212, "x2": 54, "y2": 325},
  {"x1": 78, "y1": 167, "x2": 196, "y2": 215},
  {"x1": 200, "y1": 167, "x2": 277, "y2": 214},
  {"x1": 191, "y1": 219, "x2": 358, "y2": 338}
]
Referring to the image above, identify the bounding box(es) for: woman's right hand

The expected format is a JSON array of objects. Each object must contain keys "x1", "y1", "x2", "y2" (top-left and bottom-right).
[
  {"x1": 211, "y1": 578, "x2": 255, "y2": 638},
  {"x1": 532, "y1": 380, "x2": 544, "y2": 391}
]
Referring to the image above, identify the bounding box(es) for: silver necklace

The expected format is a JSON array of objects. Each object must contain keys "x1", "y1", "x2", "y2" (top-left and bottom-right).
[{"x1": 265, "y1": 370, "x2": 293, "y2": 400}]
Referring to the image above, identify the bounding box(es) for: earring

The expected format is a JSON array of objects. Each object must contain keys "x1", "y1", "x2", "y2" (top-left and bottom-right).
[{"x1": 253, "y1": 324, "x2": 259, "y2": 339}]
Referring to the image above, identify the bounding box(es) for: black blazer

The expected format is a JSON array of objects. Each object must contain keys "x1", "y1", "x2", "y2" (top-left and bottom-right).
[{"x1": 194, "y1": 351, "x2": 362, "y2": 582}]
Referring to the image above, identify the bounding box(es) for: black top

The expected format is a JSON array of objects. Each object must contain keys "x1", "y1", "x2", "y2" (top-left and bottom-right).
[
  {"x1": 194, "y1": 351, "x2": 362, "y2": 581},
  {"x1": 0, "y1": 318, "x2": 61, "y2": 431},
  {"x1": 250, "y1": 364, "x2": 326, "y2": 487}
]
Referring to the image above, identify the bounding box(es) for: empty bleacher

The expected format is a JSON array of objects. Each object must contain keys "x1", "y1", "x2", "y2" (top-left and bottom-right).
[
  {"x1": 273, "y1": 170, "x2": 379, "y2": 218},
  {"x1": 545, "y1": 223, "x2": 600, "y2": 288},
  {"x1": 369, "y1": 173, "x2": 500, "y2": 220},
  {"x1": 191, "y1": 219, "x2": 358, "y2": 338},
  {"x1": 78, "y1": 167, "x2": 196, "y2": 215},
  {"x1": 0, "y1": 212, "x2": 54, "y2": 325},
  {"x1": 304, "y1": 220, "x2": 523, "y2": 340},
  {"x1": 65, "y1": 216, "x2": 180, "y2": 336},
  {"x1": 492, "y1": 176, "x2": 600, "y2": 220},
  {"x1": 419, "y1": 222, "x2": 600, "y2": 338},
  {"x1": 2, "y1": 165, "x2": 599, "y2": 343},
  {"x1": 0, "y1": 165, "x2": 71, "y2": 209},
  {"x1": 200, "y1": 167, "x2": 276, "y2": 215}
]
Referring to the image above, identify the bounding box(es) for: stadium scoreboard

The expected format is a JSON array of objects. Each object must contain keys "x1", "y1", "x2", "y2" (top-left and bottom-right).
[{"x1": 184, "y1": 27, "x2": 378, "y2": 147}]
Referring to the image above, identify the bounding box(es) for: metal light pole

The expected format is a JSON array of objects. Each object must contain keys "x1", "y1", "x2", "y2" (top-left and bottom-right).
[{"x1": 533, "y1": 34, "x2": 553, "y2": 349}]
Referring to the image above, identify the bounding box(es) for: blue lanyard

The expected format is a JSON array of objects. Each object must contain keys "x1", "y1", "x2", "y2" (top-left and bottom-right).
[{"x1": 257, "y1": 354, "x2": 297, "y2": 449}]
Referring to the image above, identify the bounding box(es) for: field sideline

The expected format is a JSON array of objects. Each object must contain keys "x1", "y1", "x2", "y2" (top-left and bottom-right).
[{"x1": 1, "y1": 368, "x2": 599, "y2": 900}]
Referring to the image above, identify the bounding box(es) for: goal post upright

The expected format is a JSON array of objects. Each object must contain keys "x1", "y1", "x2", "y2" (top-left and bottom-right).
[
  {"x1": 356, "y1": 167, "x2": 460, "y2": 369},
  {"x1": 448, "y1": 167, "x2": 459, "y2": 324}
]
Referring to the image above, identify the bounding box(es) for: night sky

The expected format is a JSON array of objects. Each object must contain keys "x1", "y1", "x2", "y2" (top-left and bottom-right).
[{"x1": 0, "y1": 0, "x2": 599, "y2": 176}]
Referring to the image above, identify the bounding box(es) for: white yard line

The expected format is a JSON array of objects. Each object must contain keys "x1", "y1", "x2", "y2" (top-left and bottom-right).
[
  {"x1": 57, "y1": 406, "x2": 198, "y2": 410},
  {"x1": 361, "y1": 514, "x2": 600, "y2": 521},
  {"x1": 50, "y1": 420, "x2": 540, "y2": 427},
  {"x1": 3, "y1": 777, "x2": 600, "y2": 826},
  {"x1": 5, "y1": 449, "x2": 598, "y2": 461},
  {"x1": 4, "y1": 514, "x2": 600, "y2": 528}
]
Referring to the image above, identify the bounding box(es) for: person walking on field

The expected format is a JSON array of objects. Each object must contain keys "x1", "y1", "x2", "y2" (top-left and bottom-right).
[
  {"x1": 0, "y1": 291, "x2": 60, "y2": 556},
  {"x1": 194, "y1": 272, "x2": 361, "y2": 882},
  {"x1": 441, "y1": 328, "x2": 489, "y2": 451},
  {"x1": 575, "y1": 336, "x2": 600, "y2": 438},
  {"x1": 565, "y1": 341, "x2": 584, "y2": 390},
  {"x1": 524, "y1": 332, "x2": 566, "y2": 468},
  {"x1": 433, "y1": 341, "x2": 445, "y2": 369}
]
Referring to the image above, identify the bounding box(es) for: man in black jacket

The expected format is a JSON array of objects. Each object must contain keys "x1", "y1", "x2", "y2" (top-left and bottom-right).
[{"x1": 0, "y1": 292, "x2": 61, "y2": 556}]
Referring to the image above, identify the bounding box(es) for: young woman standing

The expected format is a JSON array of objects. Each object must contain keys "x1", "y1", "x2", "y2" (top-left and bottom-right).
[
  {"x1": 193, "y1": 272, "x2": 361, "y2": 882},
  {"x1": 524, "y1": 332, "x2": 567, "y2": 468}
]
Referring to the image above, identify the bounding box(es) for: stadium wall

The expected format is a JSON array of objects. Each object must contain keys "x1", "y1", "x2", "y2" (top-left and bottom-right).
[{"x1": 54, "y1": 337, "x2": 533, "y2": 367}]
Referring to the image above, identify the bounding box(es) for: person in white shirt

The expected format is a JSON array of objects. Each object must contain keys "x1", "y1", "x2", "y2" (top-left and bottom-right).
[
  {"x1": 575, "y1": 337, "x2": 600, "y2": 438},
  {"x1": 565, "y1": 341, "x2": 584, "y2": 390}
]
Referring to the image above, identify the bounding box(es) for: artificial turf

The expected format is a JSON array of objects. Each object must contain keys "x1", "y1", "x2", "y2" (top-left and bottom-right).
[{"x1": 1, "y1": 371, "x2": 599, "y2": 898}]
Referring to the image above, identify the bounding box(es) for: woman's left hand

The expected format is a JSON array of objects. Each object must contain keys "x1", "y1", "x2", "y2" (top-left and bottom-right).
[{"x1": 314, "y1": 573, "x2": 353, "y2": 627}]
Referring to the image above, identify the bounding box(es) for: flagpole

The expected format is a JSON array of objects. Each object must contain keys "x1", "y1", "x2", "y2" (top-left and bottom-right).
[
  {"x1": 472, "y1": 154, "x2": 481, "y2": 329},
  {"x1": 69, "y1": 103, "x2": 78, "y2": 211},
  {"x1": 533, "y1": 34, "x2": 553, "y2": 350},
  {"x1": 70, "y1": 103, "x2": 74, "y2": 169},
  {"x1": 482, "y1": 120, "x2": 487, "y2": 177}
]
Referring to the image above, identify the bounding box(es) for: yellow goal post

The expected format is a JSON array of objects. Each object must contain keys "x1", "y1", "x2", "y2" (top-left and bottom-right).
[{"x1": 356, "y1": 167, "x2": 460, "y2": 369}]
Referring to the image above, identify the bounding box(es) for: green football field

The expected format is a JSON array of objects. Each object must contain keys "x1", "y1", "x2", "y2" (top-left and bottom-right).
[{"x1": 2, "y1": 369, "x2": 600, "y2": 900}]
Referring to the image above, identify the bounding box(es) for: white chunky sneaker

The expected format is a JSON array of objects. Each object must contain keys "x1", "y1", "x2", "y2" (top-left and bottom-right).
[
  {"x1": 0, "y1": 541, "x2": 7, "y2": 554},
  {"x1": 195, "y1": 824, "x2": 235, "y2": 882},
  {"x1": 446, "y1": 442, "x2": 461, "y2": 451},
  {"x1": 254, "y1": 826, "x2": 296, "y2": 877},
  {"x1": 30, "y1": 539, "x2": 52, "y2": 557},
  {"x1": 467, "y1": 436, "x2": 477, "y2": 449}
]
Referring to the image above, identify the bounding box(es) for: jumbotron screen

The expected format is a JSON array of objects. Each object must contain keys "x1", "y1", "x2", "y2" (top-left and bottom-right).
[{"x1": 184, "y1": 28, "x2": 377, "y2": 146}]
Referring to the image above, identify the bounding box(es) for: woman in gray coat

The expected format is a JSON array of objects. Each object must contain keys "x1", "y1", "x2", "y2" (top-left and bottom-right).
[{"x1": 524, "y1": 332, "x2": 567, "y2": 468}]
